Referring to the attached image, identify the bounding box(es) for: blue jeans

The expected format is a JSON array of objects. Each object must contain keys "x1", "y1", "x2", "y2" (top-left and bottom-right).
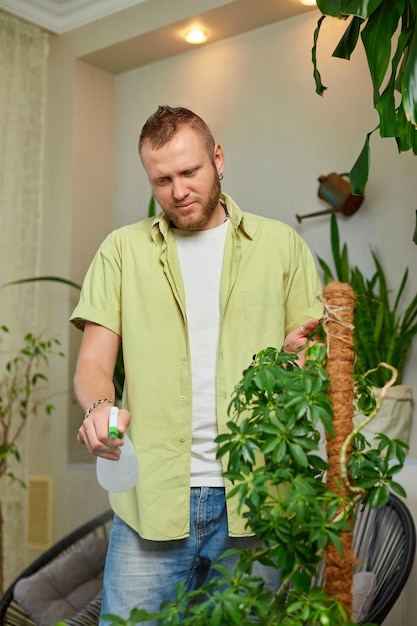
[{"x1": 100, "y1": 487, "x2": 279, "y2": 625}]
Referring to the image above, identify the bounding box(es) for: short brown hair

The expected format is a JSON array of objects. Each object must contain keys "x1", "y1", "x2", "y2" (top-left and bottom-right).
[{"x1": 139, "y1": 105, "x2": 216, "y2": 161}]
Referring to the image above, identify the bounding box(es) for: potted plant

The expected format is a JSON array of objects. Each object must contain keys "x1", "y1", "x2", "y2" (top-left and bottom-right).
[
  {"x1": 312, "y1": 0, "x2": 417, "y2": 241},
  {"x1": 0, "y1": 326, "x2": 63, "y2": 594},
  {"x1": 97, "y1": 315, "x2": 408, "y2": 626},
  {"x1": 317, "y1": 214, "x2": 417, "y2": 444}
]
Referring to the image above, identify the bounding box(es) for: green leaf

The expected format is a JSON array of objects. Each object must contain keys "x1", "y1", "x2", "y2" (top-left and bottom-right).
[
  {"x1": 317, "y1": 0, "x2": 343, "y2": 18},
  {"x1": 210, "y1": 602, "x2": 224, "y2": 625},
  {"x1": 401, "y1": 18, "x2": 417, "y2": 126},
  {"x1": 349, "y1": 131, "x2": 372, "y2": 194},
  {"x1": 369, "y1": 483, "x2": 390, "y2": 507},
  {"x1": 341, "y1": 0, "x2": 385, "y2": 19},
  {"x1": 31, "y1": 372, "x2": 47, "y2": 385},
  {"x1": 224, "y1": 599, "x2": 242, "y2": 624},
  {"x1": 377, "y1": 23, "x2": 411, "y2": 138},
  {"x1": 360, "y1": 0, "x2": 405, "y2": 97},
  {"x1": 389, "y1": 481, "x2": 407, "y2": 497},
  {"x1": 396, "y1": 103, "x2": 415, "y2": 151},
  {"x1": 1, "y1": 276, "x2": 81, "y2": 290},
  {"x1": 312, "y1": 16, "x2": 328, "y2": 96},
  {"x1": 148, "y1": 193, "x2": 156, "y2": 217},
  {"x1": 376, "y1": 85, "x2": 398, "y2": 137},
  {"x1": 317, "y1": 257, "x2": 335, "y2": 285},
  {"x1": 329, "y1": 213, "x2": 342, "y2": 279},
  {"x1": 326, "y1": 528, "x2": 344, "y2": 555},
  {"x1": 332, "y1": 16, "x2": 364, "y2": 59},
  {"x1": 288, "y1": 442, "x2": 309, "y2": 467},
  {"x1": 413, "y1": 210, "x2": 417, "y2": 244},
  {"x1": 254, "y1": 368, "x2": 276, "y2": 396}
]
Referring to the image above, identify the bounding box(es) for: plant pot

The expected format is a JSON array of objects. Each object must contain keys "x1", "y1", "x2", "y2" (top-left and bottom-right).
[{"x1": 353, "y1": 385, "x2": 413, "y2": 446}]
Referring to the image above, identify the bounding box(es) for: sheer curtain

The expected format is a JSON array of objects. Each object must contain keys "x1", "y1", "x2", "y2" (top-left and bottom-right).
[
  {"x1": 0, "y1": 10, "x2": 48, "y2": 329},
  {"x1": 0, "y1": 10, "x2": 49, "y2": 588}
]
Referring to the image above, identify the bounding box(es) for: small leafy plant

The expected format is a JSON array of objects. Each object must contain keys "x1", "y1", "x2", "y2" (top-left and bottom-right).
[
  {"x1": 0, "y1": 325, "x2": 64, "y2": 593},
  {"x1": 0, "y1": 327, "x2": 64, "y2": 484},
  {"x1": 100, "y1": 342, "x2": 407, "y2": 626}
]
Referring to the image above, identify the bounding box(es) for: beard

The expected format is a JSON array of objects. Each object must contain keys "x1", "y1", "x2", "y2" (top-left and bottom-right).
[{"x1": 160, "y1": 170, "x2": 221, "y2": 231}]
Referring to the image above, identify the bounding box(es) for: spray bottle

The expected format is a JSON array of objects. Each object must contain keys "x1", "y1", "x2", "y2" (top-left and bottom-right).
[{"x1": 96, "y1": 406, "x2": 138, "y2": 492}]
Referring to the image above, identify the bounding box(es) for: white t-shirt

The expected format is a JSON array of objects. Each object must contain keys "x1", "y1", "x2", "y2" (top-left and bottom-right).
[{"x1": 174, "y1": 219, "x2": 229, "y2": 486}]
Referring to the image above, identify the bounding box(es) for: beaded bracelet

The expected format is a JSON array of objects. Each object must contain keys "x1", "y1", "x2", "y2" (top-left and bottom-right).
[{"x1": 84, "y1": 398, "x2": 114, "y2": 420}]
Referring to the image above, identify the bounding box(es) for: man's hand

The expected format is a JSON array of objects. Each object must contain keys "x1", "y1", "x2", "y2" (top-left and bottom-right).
[
  {"x1": 284, "y1": 318, "x2": 321, "y2": 367},
  {"x1": 78, "y1": 406, "x2": 131, "y2": 460}
]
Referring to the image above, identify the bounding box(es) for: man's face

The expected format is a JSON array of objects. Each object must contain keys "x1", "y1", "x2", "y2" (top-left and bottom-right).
[{"x1": 141, "y1": 126, "x2": 225, "y2": 231}]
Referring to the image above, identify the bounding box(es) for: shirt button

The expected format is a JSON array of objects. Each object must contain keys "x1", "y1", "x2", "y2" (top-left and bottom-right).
[
  {"x1": 180, "y1": 395, "x2": 185, "y2": 402},
  {"x1": 182, "y1": 356, "x2": 187, "y2": 362},
  {"x1": 179, "y1": 436, "x2": 185, "y2": 443}
]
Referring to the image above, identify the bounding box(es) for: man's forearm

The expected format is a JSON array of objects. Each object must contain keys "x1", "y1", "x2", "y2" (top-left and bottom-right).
[{"x1": 74, "y1": 361, "x2": 116, "y2": 417}]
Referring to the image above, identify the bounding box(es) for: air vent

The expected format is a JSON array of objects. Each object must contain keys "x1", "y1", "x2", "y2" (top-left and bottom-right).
[{"x1": 27, "y1": 475, "x2": 53, "y2": 550}]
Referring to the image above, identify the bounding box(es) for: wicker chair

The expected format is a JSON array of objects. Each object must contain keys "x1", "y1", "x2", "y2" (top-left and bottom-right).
[
  {"x1": 353, "y1": 493, "x2": 416, "y2": 624},
  {"x1": 0, "y1": 509, "x2": 113, "y2": 626},
  {"x1": 313, "y1": 493, "x2": 416, "y2": 624}
]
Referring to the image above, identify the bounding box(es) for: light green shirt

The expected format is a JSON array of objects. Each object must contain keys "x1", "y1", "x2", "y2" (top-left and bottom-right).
[{"x1": 70, "y1": 193, "x2": 323, "y2": 540}]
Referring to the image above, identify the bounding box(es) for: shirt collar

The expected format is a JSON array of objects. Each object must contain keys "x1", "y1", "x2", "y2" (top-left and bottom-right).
[{"x1": 151, "y1": 191, "x2": 254, "y2": 242}]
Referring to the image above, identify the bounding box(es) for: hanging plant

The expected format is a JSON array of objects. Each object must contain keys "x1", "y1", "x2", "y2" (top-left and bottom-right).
[{"x1": 312, "y1": 0, "x2": 417, "y2": 241}]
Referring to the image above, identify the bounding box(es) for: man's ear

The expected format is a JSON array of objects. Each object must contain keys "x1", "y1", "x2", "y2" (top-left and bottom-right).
[{"x1": 214, "y1": 143, "x2": 225, "y2": 175}]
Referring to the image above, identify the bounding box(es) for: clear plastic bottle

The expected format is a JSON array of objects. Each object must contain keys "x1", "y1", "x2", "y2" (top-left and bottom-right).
[{"x1": 96, "y1": 407, "x2": 139, "y2": 492}]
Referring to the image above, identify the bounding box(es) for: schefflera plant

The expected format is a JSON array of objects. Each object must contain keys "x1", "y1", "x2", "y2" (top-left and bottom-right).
[{"x1": 102, "y1": 343, "x2": 407, "y2": 626}]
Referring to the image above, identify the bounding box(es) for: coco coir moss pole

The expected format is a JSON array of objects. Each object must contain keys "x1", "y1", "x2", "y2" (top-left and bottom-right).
[{"x1": 322, "y1": 281, "x2": 356, "y2": 616}]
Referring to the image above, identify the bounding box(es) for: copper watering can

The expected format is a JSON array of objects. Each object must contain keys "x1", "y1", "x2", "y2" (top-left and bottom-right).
[{"x1": 296, "y1": 173, "x2": 364, "y2": 223}]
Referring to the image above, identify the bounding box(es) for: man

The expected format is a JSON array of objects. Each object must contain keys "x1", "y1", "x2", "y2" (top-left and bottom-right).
[{"x1": 71, "y1": 105, "x2": 322, "y2": 624}]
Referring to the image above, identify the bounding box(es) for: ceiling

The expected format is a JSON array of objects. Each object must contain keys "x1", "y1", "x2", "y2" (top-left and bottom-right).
[
  {"x1": 0, "y1": 0, "x2": 149, "y2": 33},
  {"x1": 0, "y1": 0, "x2": 316, "y2": 35},
  {"x1": 0, "y1": 0, "x2": 317, "y2": 74}
]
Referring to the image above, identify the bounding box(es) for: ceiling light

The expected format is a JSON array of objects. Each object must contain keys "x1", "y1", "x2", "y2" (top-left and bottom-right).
[{"x1": 184, "y1": 29, "x2": 208, "y2": 44}]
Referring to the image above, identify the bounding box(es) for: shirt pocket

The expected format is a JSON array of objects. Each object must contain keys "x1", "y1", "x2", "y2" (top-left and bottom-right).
[{"x1": 242, "y1": 290, "x2": 286, "y2": 355}]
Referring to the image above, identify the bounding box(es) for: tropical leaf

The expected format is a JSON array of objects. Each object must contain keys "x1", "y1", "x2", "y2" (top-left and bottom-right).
[
  {"x1": 2, "y1": 276, "x2": 81, "y2": 290},
  {"x1": 332, "y1": 16, "x2": 364, "y2": 59},
  {"x1": 341, "y1": 0, "x2": 385, "y2": 18},
  {"x1": 401, "y1": 17, "x2": 417, "y2": 126},
  {"x1": 312, "y1": 16, "x2": 328, "y2": 96},
  {"x1": 349, "y1": 131, "x2": 372, "y2": 194},
  {"x1": 360, "y1": 1, "x2": 405, "y2": 99},
  {"x1": 317, "y1": 0, "x2": 344, "y2": 18}
]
